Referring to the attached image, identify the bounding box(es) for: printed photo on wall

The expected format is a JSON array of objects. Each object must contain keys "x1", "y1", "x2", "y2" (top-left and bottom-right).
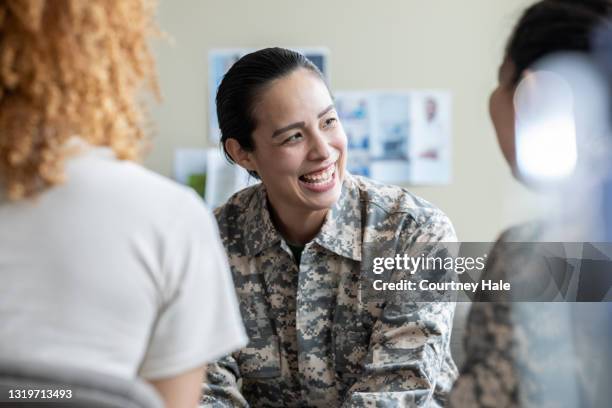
[
  {"x1": 334, "y1": 91, "x2": 372, "y2": 177},
  {"x1": 369, "y1": 92, "x2": 412, "y2": 184},
  {"x1": 409, "y1": 91, "x2": 452, "y2": 185},
  {"x1": 208, "y1": 47, "x2": 330, "y2": 143},
  {"x1": 334, "y1": 90, "x2": 452, "y2": 185}
]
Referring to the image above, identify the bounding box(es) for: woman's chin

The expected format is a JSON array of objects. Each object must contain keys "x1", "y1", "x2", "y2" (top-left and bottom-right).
[{"x1": 298, "y1": 186, "x2": 341, "y2": 212}]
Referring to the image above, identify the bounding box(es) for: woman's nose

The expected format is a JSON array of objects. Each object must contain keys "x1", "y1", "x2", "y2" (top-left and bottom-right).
[{"x1": 307, "y1": 130, "x2": 331, "y2": 161}]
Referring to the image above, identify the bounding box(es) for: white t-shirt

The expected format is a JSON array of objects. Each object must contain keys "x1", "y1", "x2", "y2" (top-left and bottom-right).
[{"x1": 0, "y1": 141, "x2": 247, "y2": 380}]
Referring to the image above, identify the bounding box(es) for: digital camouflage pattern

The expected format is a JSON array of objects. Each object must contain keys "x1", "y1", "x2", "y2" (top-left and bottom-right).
[
  {"x1": 201, "y1": 174, "x2": 458, "y2": 407},
  {"x1": 448, "y1": 224, "x2": 604, "y2": 408}
]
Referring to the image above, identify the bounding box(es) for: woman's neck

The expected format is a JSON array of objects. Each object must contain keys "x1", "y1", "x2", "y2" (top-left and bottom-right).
[{"x1": 267, "y1": 199, "x2": 328, "y2": 245}]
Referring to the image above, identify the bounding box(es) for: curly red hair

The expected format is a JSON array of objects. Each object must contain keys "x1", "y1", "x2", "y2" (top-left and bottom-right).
[{"x1": 0, "y1": 0, "x2": 159, "y2": 199}]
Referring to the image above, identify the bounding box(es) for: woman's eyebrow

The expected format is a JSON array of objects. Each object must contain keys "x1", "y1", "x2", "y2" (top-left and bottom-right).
[
  {"x1": 272, "y1": 121, "x2": 305, "y2": 138},
  {"x1": 317, "y1": 104, "x2": 335, "y2": 118},
  {"x1": 271, "y1": 105, "x2": 335, "y2": 138}
]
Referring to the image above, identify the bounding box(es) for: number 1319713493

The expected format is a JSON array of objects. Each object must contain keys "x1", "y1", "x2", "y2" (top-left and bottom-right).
[{"x1": 8, "y1": 389, "x2": 73, "y2": 399}]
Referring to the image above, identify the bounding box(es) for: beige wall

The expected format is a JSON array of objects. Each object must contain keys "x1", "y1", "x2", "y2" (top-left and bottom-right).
[{"x1": 146, "y1": 0, "x2": 539, "y2": 241}]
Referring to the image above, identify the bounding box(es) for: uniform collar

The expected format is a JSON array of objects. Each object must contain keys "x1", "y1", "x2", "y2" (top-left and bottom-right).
[
  {"x1": 243, "y1": 185, "x2": 283, "y2": 257},
  {"x1": 244, "y1": 174, "x2": 362, "y2": 261},
  {"x1": 314, "y1": 174, "x2": 362, "y2": 261}
]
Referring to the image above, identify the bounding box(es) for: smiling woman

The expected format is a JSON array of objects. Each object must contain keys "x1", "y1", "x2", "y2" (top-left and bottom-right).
[
  {"x1": 219, "y1": 51, "x2": 347, "y2": 244},
  {"x1": 204, "y1": 47, "x2": 459, "y2": 407}
]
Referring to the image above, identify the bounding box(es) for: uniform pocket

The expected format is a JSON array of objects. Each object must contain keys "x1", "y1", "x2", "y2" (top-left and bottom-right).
[
  {"x1": 368, "y1": 319, "x2": 439, "y2": 385},
  {"x1": 238, "y1": 334, "x2": 282, "y2": 379},
  {"x1": 333, "y1": 329, "x2": 370, "y2": 374}
]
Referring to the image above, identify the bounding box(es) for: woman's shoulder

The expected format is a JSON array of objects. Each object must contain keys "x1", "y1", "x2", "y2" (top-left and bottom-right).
[
  {"x1": 348, "y1": 174, "x2": 453, "y2": 230},
  {"x1": 213, "y1": 183, "x2": 265, "y2": 233},
  {"x1": 214, "y1": 183, "x2": 263, "y2": 214}
]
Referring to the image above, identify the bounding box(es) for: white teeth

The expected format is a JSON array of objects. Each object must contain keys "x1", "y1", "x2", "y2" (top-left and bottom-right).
[{"x1": 302, "y1": 166, "x2": 334, "y2": 184}]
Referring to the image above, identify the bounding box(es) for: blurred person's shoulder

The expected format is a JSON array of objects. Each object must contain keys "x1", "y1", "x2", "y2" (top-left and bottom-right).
[
  {"x1": 484, "y1": 221, "x2": 554, "y2": 285},
  {"x1": 348, "y1": 174, "x2": 455, "y2": 239},
  {"x1": 496, "y1": 221, "x2": 544, "y2": 243}
]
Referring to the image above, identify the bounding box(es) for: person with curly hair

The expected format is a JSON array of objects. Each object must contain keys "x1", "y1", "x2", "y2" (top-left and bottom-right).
[{"x1": 0, "y1": 1, "x2": 247, "y2": 407}]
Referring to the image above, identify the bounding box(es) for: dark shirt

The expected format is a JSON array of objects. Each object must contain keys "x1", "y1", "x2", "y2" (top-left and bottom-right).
[{"x1": 287, "y1": 242, "x2": 304, "y2": 266}]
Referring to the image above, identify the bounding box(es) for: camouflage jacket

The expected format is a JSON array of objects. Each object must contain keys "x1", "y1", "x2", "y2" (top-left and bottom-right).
[
  {"x1": 202, "y1": 174, "x2": 458, "y2": 407},
  {"x1": 448, "y1": 225, "x2": 541, "y2": 408},
  {"x1": 448, "y1": 225, "x2": 612, "y2": 408}
]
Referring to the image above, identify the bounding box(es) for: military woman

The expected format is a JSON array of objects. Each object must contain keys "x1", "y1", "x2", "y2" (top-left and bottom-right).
[{"x1": 202, "y1": 47, "x2": 458, "y2": 407}]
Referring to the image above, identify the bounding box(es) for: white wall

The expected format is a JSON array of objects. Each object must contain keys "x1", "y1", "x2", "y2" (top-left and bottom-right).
[{"x1": 146, "y1": 0, "x2": 539, "y2": 241}]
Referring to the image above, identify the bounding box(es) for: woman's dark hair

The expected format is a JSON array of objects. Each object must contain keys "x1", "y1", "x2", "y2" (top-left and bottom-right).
[
  {"x1": 216, "y1": 47, "x2": 326, "y2": 178},
  {"x1": 506, "y1": 0, "x2": 612, "y2": 84}
]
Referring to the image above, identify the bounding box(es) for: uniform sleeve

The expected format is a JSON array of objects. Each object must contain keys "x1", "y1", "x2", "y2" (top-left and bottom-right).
[
  {"x1": 342, "y1": 211, "x2": 458, "y2": 407},
  {"x1": 200, "y1": 354, "x2": 249, "y2": 407},
  {"x1": 139, "y1": 192, "x2": 248, "y2": 380},
  {"x1": 449, "y1": 237, "x2": 601, "y2": 407},
  {"x1": 447, "y1": 237, "x2": 520, "y2": 408},
  {"x1": 447, "y1": 302, "x2": 517, "y2": 408}
]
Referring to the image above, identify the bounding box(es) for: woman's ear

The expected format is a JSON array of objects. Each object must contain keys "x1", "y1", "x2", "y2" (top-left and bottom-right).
[{"x1": 225, "y1": 138, "x2": 258, "y2": 173}]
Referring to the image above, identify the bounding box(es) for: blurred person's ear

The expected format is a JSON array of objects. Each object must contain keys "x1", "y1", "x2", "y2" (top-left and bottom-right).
[
  {"x1": 225, "y1": 138, "x2": 258, "y2": 173},
  {"x1": 489, "y1": 60, "x2": 520, "y2": 173}
]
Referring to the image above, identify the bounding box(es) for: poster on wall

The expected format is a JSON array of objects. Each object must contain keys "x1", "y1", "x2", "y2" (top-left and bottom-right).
[
  {"x1": 409, "y1": 91, "x2": 452, "y2": 185},
  {"x1": 369, "y1": 92, "x2": 412, "y2": 183},
  {"x1": 334, "y1": 91, "x2": 372, "y2": 177},
  {"x1": 334, "y1": 90, "x2": 451, "y2": 185},
  {"x1": 208, "y1": 47, "x2": 330, "y2": 143}
]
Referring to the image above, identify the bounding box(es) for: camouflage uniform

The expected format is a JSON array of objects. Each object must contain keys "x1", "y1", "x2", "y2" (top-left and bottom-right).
[
  {"x1": 448, "y1": 225, "x2": 541, "y2": 408},
  {"x1": 201, "y1": 174, "x2": 458, "y2": 407},
  {"x1": 448, "y1": 225, "x2": 612, "y2": 408}
]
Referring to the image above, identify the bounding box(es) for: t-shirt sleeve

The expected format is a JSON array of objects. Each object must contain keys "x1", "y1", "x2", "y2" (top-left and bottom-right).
[{"x1": 139, "y1": 191, "x2": 247, "y2": 380}]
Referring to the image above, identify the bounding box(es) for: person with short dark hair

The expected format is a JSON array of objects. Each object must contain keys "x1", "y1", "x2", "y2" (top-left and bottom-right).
[
  {"x1": 201, "y1": 47, "x2": 458, "y2": 407},
  {"x1": 449, "y1": 1, "x2": 612, "y2": 407}
]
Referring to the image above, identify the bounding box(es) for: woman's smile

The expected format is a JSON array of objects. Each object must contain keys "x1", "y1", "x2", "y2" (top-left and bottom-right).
[{"x1": 298, "y1": 161, "x2": 338, "y2": 192}]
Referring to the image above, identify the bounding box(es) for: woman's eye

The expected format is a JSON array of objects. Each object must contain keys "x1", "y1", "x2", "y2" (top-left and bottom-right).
[
  {"x1": 323, "y1": 117, "x2": 338, "y2": 128},
  {"x1": 283, "y1": 133, "x2": 303, "y2": 144}
]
